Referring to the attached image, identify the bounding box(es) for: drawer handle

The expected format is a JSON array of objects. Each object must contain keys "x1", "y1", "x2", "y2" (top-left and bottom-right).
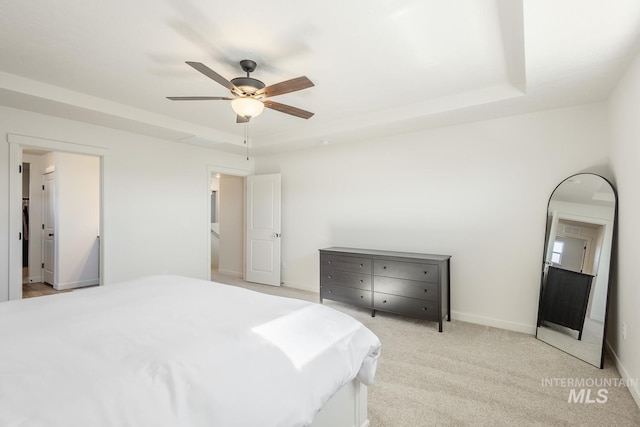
[
  {"x1": 328, "y1": 260, "x2": 332, "y2": 264},
  {"x1": 424, "y1": 289, "x2": 428, "y2": 293},
  {"x1": 359, "y1": 279, "x2": 364, "y2": 283},
  {"x1": 328, "y1": 290, "x2": 333, "y2": 293},
  {"x1": 382, "y1": 300, "x2": 387, "y2": 304},
  {"x1": 360, "y1": 295, "x2": 364, "y2": 299},
  {"x1": 360, "y1": 263, "x2": 364, "y2": 267},
  {"x1": 383, "y1": 266, "x2": 387, "y2": 269},
  {"x1": 328, "y1": 275, "x2": 332, "y2": 279},
  {"x1": 422, "y1": 307, "x2": 427, "y2": 311},
  {"x1": 424, "y1": 271, "x2": 428, "y2": 275}
]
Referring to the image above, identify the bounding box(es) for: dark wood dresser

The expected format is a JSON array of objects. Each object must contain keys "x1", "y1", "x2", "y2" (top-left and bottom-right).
[
  {"x1": 319, "y1": 247, "x2": 451, "y2": 332},
  {"x1": 539, "y1": 266, "x2": 594, "y2": 340}
]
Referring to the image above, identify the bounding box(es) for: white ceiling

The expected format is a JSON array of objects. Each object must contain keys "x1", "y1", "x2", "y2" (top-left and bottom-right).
[
  {"x1": 552, "y1": 174, "x2": 616, "y2": 208},
  {"x1": 1, "y1": 0, "x2": 640, "y2": 156}
]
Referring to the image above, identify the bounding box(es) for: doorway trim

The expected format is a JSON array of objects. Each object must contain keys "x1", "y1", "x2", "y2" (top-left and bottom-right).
[
  {"x1": 206, "y1": 165, "x2": 250, "y2": 282},
  {"x1": 8, "y1": 133, "x2": 108, "y2": 301}
]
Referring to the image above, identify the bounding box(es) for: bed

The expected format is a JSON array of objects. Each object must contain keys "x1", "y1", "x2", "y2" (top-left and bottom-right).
[{"x1": 0, "y1": 275, "x2": 381, "y2": 427}]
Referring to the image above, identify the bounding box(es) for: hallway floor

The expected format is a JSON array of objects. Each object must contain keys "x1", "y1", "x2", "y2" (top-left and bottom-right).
[{"x1": 22, "y1": 281, "x2": 70, "y2": 298}]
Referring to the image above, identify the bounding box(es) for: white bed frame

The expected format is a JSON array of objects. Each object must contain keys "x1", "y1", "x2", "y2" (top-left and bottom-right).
[{"x1": 310, "y1": 379, "x2": 369, "y2": 427}]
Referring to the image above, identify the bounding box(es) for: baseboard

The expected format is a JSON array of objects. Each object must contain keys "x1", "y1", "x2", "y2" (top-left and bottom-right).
[
  {"x1": 54, "y1": 278, "x2": 99, "y2": 290},
  {"x1": 27, "y1": 275, "x2": 43, "y2": 284},
  {"x1": 605, "y1": 340, "x2": 640, "y2": 409},
  {"x1": 451, "y1": 310, "x2": 536, "y2": 335},
  {"x1": 280, "y1": 280, "x2": 317, "y2": 293}
]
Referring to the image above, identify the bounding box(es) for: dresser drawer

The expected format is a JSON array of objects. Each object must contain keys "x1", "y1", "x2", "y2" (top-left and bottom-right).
[
  {"x1": 374, "y1": 276, "x2": 438, "y2": 301},
  {"x1": 373, "y1": 260, "x2": 438, "y2": 283},
  {"x1": 321, "y1": 285, "x2": 372, "y2": 307},
  {"x1": 374, "y1": 293, "x2": 438, "y2": 320},
  {"x1": 321, "y1": 253, "x2": 372, "y2": 273},
  {"x1": 320, "y1": 269, "x2": 371, "y2": 290}
]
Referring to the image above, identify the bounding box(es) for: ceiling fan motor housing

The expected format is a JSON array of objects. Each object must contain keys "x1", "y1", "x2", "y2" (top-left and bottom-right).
[
  {"x1": 231, "y1": 59, "x2": 265, "y2": 95},
  {"x1": 230, "y1": 77, "x2": 265, "y2": 95}
]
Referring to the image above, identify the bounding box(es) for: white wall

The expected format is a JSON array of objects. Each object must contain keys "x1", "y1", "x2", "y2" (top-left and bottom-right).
[
  {"x1": 51, "y1": 151, "x2": 100, "y2": 289},
  {"x1": 0, "y1": 105, "x2": 251, "y2": 301},
  {"x1": 608, "y1": 45, "x2": 640, "y2": 406},
  {"x1": 255, "y1": 103, "x2": 611, "y2": 333}
]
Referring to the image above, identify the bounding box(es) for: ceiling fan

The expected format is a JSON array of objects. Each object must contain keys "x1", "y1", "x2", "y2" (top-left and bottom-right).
[{"x1": 167, "y1": 60, "x2": 314, "y2": 123}]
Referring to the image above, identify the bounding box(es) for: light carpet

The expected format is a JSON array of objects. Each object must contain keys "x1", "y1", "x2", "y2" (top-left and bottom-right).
[{"x1": 211, "y1": 272, "x2": 640, "y2": 426}]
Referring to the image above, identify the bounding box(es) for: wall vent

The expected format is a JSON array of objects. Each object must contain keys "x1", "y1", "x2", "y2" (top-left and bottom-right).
[{"x1": 563, "y1": 225, "x2": 581, "y2": 235}]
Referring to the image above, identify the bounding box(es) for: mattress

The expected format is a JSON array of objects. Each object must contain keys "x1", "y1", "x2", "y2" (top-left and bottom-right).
[{"x1": 0, "y1": 275, "x2": 381, "y2": 427}]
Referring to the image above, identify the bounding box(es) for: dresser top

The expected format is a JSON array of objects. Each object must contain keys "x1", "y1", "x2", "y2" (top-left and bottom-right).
[{"x1": 320, "y1": 247, "x2": 451, "y2": 261}]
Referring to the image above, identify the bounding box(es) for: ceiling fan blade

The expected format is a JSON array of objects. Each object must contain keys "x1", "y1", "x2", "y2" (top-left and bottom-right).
[
  {"x1": 263, "y1": 100, "x2": 314, "y2": 119},
  {"x1": 185, "y1": 61, "x2": 240, "y2": 93},
  {"x1": 258, "y1": 76, "x2": 314, "y2": 98},
  {"x1": 236, "y1": 115, "x2": 250, "y2": 123},
  {"x1": 166, "y1": 96, "x2": 233, "y2": 101}
]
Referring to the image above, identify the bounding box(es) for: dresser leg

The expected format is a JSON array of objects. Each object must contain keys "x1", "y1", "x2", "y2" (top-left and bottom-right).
[
  {"x1": 372, "y1": 310, "x2": 376, "y2": 318},
  {"x1": 439, "y1": 319, "x2": 443, "y2": 333}
]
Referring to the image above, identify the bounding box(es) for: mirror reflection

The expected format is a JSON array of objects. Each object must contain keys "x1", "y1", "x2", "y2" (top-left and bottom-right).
[{"x1": 536, "y1": 173, "x2": 616, "y2": 368}]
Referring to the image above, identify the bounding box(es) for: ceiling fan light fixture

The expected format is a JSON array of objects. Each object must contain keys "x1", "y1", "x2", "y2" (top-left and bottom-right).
[
  {"x1": 231, "y1": 97, "x2": 264, "y2": 118},
  {"x1": 169, "y1": 61, "x2": 314, "y2": 121}
]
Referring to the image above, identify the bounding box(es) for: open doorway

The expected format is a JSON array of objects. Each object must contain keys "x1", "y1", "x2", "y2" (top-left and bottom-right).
[
  {"x1": 210, "y1": 172, "x2": 245, "y2": 280},
  {"x1": 7, "y1": 133, "x2": 106, "y2": 302},
  {"x1": 21, "y1": 149, "x2": 101, "y2": 298},
  {"x1": 552, "y1": 219, "x2": 602, "y2": 275},
  {"x1": 206, "y1": 167, "x2": 282, "y2": 287}
]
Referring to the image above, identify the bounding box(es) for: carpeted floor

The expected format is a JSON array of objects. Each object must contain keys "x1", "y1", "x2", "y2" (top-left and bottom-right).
[{"x1": 212, "y1": 271, "x2": 640, "y2": 427}]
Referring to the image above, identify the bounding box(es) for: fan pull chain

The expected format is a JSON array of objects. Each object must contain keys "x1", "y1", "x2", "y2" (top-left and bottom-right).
[{"x1": 244, "y1": 121, "x2": 250, "y2": 160}]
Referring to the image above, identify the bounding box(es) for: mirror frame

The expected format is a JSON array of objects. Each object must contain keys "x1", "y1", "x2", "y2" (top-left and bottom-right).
[{"x1": 536, "y1": 173, "x2": 617, "y2": 368}]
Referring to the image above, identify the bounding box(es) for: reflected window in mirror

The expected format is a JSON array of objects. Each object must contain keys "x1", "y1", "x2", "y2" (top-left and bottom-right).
[{"x1": 551, "y1": 241, "x2": 564, "y2": 265}]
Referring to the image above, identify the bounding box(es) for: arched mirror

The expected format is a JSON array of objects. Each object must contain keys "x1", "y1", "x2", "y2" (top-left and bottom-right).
[{"x1": 536, "y1": 173, "x2": 616, "y2": 368}]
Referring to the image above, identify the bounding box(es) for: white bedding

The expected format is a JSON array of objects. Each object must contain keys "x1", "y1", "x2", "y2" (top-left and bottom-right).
[{"x1": 0, "y1": 275, "x2": 381, "y2": 427}]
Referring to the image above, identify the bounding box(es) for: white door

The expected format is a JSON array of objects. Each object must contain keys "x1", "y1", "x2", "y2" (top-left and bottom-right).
[
  {"x1": 245, "y1": 174, "x2": 281, "y2": 286},
  {"x1": 43, "y1": 172, "x2": 56, "y2": 286}
]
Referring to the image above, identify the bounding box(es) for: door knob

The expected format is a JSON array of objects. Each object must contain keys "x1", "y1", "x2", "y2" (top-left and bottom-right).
[{"x1": 273, "y1": 232, "x2": 281, "y2": 238}]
